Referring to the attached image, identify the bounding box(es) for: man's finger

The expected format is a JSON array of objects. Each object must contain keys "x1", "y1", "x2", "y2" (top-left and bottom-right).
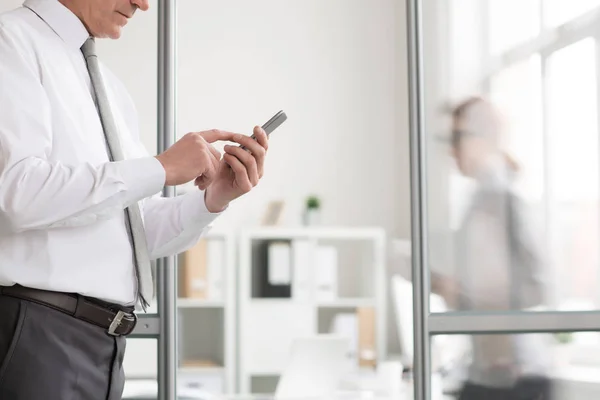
[
  {"x1": 225, "y1": 145, "x2": 259, "y2": 186},
  {"x1": 195, "y1": 176, "x2": 209, "y2": 190},
  {"x1": 253, "y1": 126, "x2": 269, "y2": 151},
  {"x1": 208, "y1": 144, "x2": 221, "y2": 161},
  {"x1": 223, "y1": 154, "x2": 253, "y2": 192},
  {"x1": 199, "y1": 129, "x2": 238, "y2": 143},
  {"x1": 251, "y1": 127, "x2": 268, "y2": 178},
  {"x1": 234, "y1": 133, "x2": 266, "y2": 158}
]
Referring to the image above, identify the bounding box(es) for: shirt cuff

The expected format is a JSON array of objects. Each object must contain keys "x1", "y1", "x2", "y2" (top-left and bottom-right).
[
  {"x1": 116, "y1": 157, "x2": 166, "y2": 205},
  {"x1": 179, "y1": 189, "x2": 223, "y2": 232}
]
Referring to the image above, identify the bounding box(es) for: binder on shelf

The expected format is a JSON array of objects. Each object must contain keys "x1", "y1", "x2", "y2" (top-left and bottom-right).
[
  {"x1": 267, "y1": 241, "x2": 292, "y2": 285},
  {"x1": 181, "y1": 359, "x2": 221, "y2": 369},
  {"x1": 181, "y1": 238, "x2": 226, "y2": 300},
  {"x1": 292, "y1": 239, "x2": 313, "y2": 302},
  {"x1": 207, "y1": 240, "x2": 225, "y2": 301},
  {"x1": 330, "y1": 313, "x2": 358, "y2": 364},
  {"x1": 254, "y1": 240, "x2": 292, "y2": 298},
  {"x1": 315, "y1": 245, "x2": 338, "y2": 302},
  {"x1": 181, "y1": 239, "x2": 208, "y2": 299},
  {"x1": 357, "y1": 307, "x2": 377, "y2": 368}
]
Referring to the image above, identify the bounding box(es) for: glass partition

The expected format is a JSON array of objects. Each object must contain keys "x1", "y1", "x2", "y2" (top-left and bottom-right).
[{"x1": 411, "y1": 0, "x2": 600, "y2": 398}]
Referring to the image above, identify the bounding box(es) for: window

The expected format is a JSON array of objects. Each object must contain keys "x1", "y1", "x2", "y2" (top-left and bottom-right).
[
  {"x1": 490, "y1": 55, "x2": 544, "y2": 202},
  {"x1": 543, "y1": 0, "x2": 600, "y2": 28},
  {"x1": 475, "y1": 0, "x2": 600, "y2": 371},
  {"x1": 488, "y1": 0, "x2": 541, "y2": 56},
  {"x1": 547, "y1": 38, "x2": 598, "y2": 203},
  {"x1": 484, "y1": 1, "x2": 600, "y2": 311},
  {"x1": 547, "y1": 38, "x2": 599, "y2": 305}
]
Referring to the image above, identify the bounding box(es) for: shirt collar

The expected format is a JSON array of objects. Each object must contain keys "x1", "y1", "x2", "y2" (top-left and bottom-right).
[{"x1": 24, "y1": 0, "x2": 90, "y2": 49}]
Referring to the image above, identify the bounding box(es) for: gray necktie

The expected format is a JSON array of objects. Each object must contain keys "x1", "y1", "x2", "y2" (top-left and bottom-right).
[{"x1": 81, "y1": 37, "x2": 154, "y2": 310}]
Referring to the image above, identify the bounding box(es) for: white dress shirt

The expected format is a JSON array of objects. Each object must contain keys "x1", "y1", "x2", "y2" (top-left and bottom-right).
[
  {"x1": 456, "y1": 158, "x2": 550, "y2": 387},
  {"x1": 0, "y1": 0, "x2": 220, "y2": 305}
]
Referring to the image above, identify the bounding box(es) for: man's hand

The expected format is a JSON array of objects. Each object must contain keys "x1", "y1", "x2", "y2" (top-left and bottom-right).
[
  {"x1": 155, "y1": 130, "x2": 236, "y2": 188},
  {"x1": 203, "y1": 126, "x2": 269, "y2": 212}
]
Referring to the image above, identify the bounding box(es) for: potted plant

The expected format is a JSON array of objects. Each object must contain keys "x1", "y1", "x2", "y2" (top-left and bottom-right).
[
  {"x1": 553, "y1": 332, "x2": 574, "y2": 368},
  {"x1": 554, "y1": 332, "x2": 573, "y2": 345},
  {"x1": 303, "y1": 195, "x2": 321, "y2": 226}
]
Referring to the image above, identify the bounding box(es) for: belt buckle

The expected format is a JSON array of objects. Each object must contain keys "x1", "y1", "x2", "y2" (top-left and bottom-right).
[{"x1": 107, "y1": 310, "x2": 126, "y2": 336}]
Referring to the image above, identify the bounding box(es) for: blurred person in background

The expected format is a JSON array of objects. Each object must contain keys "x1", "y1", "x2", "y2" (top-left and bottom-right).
[{"x1": 432, "y1": 96, "x2": 554, "y2": 400}]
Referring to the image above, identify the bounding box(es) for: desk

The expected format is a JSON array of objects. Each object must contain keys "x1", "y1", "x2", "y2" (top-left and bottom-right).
[
  {"x1": 124, "y1": 365, "x2": 458, "y2": 400},
  {"x1": 123, "y1": 377, "x2": 455, "y2": 400}
]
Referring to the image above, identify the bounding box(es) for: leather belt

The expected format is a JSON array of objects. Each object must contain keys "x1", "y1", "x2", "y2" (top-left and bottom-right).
[{"x1": 0, "y1": 285, "x2": 137, "y2": 337}]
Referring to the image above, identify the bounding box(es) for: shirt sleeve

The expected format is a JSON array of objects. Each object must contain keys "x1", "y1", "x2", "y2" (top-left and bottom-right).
[
  {"x1": 507, "y1": 193, "x2": 547, "y2": 308},
  {"x1": 0, "y1": 23, "x2": 165, "y2": 234},
  {"x1": 142, "y1": 189, "x2": 223, "y2": 260}
]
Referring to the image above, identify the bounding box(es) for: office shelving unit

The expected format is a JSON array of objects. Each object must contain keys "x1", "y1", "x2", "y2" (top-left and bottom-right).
[
  {"x1": 237, "y1": 227, "x2": 387, "y2": 394},
  {"x1": 176, "y1": 230, "x2": 236, "y2": 394}
]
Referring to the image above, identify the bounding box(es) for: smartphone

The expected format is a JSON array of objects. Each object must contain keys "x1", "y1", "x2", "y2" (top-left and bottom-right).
[
  {"x1": 262, "y1": 110, "x2": 287, "y2": 136},
  {"x1": 240, "y1": 110, "x2": 287, "y2": 149}
]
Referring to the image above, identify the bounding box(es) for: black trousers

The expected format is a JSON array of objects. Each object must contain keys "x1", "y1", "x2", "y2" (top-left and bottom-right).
[
  {"x1": 458, "y1": 377, "x2": 553, "y2": 400},
  {"x1": 0, "y1": 294, "x2": 127, "y2": 400}
]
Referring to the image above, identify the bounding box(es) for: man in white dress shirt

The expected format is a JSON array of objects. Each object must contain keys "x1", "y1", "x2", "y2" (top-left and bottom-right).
[{"x1": 0, "y1": 0, "x2": 269, "y2": 399}]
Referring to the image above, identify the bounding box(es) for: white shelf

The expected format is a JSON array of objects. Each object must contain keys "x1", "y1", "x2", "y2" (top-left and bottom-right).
[
  {"x1": 248, "y1": 298, "x2": 294, "y2": 305},
  {"x1": 202, "y1": 229, "x2": 232, "y2": 240},
  {"x1": 177, "y1": 298, "x2": 226, "y2": 308},
  {"x1": 179, "y1": 366, "x2": 225, "y2": 374},
  {"x1": 244, "y1": 370, "x2": 281, "y2": 376},
  {"x1": 245, "y1": 298, "x2": 376, "y2": 307},
  {"x1": 317, "y1": 298, "x2": 376, "y2": 308},
  {"x1": 241, "y1": 226, "x2": 386, "y2": 240},
  {"x1": 238, "y1": 227, "x2": 387, "y2": 394}
]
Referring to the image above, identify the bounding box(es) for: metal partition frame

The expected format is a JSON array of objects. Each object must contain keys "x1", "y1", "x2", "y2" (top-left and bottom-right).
[
  {"x1": 157, "y1": 0, "x2": 178, "y2": 399},
  {"x1": 406, "y1": 0, "x2": 430, "y2": 398},
  {"x1": 407, "y1": 1, "x2": 600, "y2": 399}
]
